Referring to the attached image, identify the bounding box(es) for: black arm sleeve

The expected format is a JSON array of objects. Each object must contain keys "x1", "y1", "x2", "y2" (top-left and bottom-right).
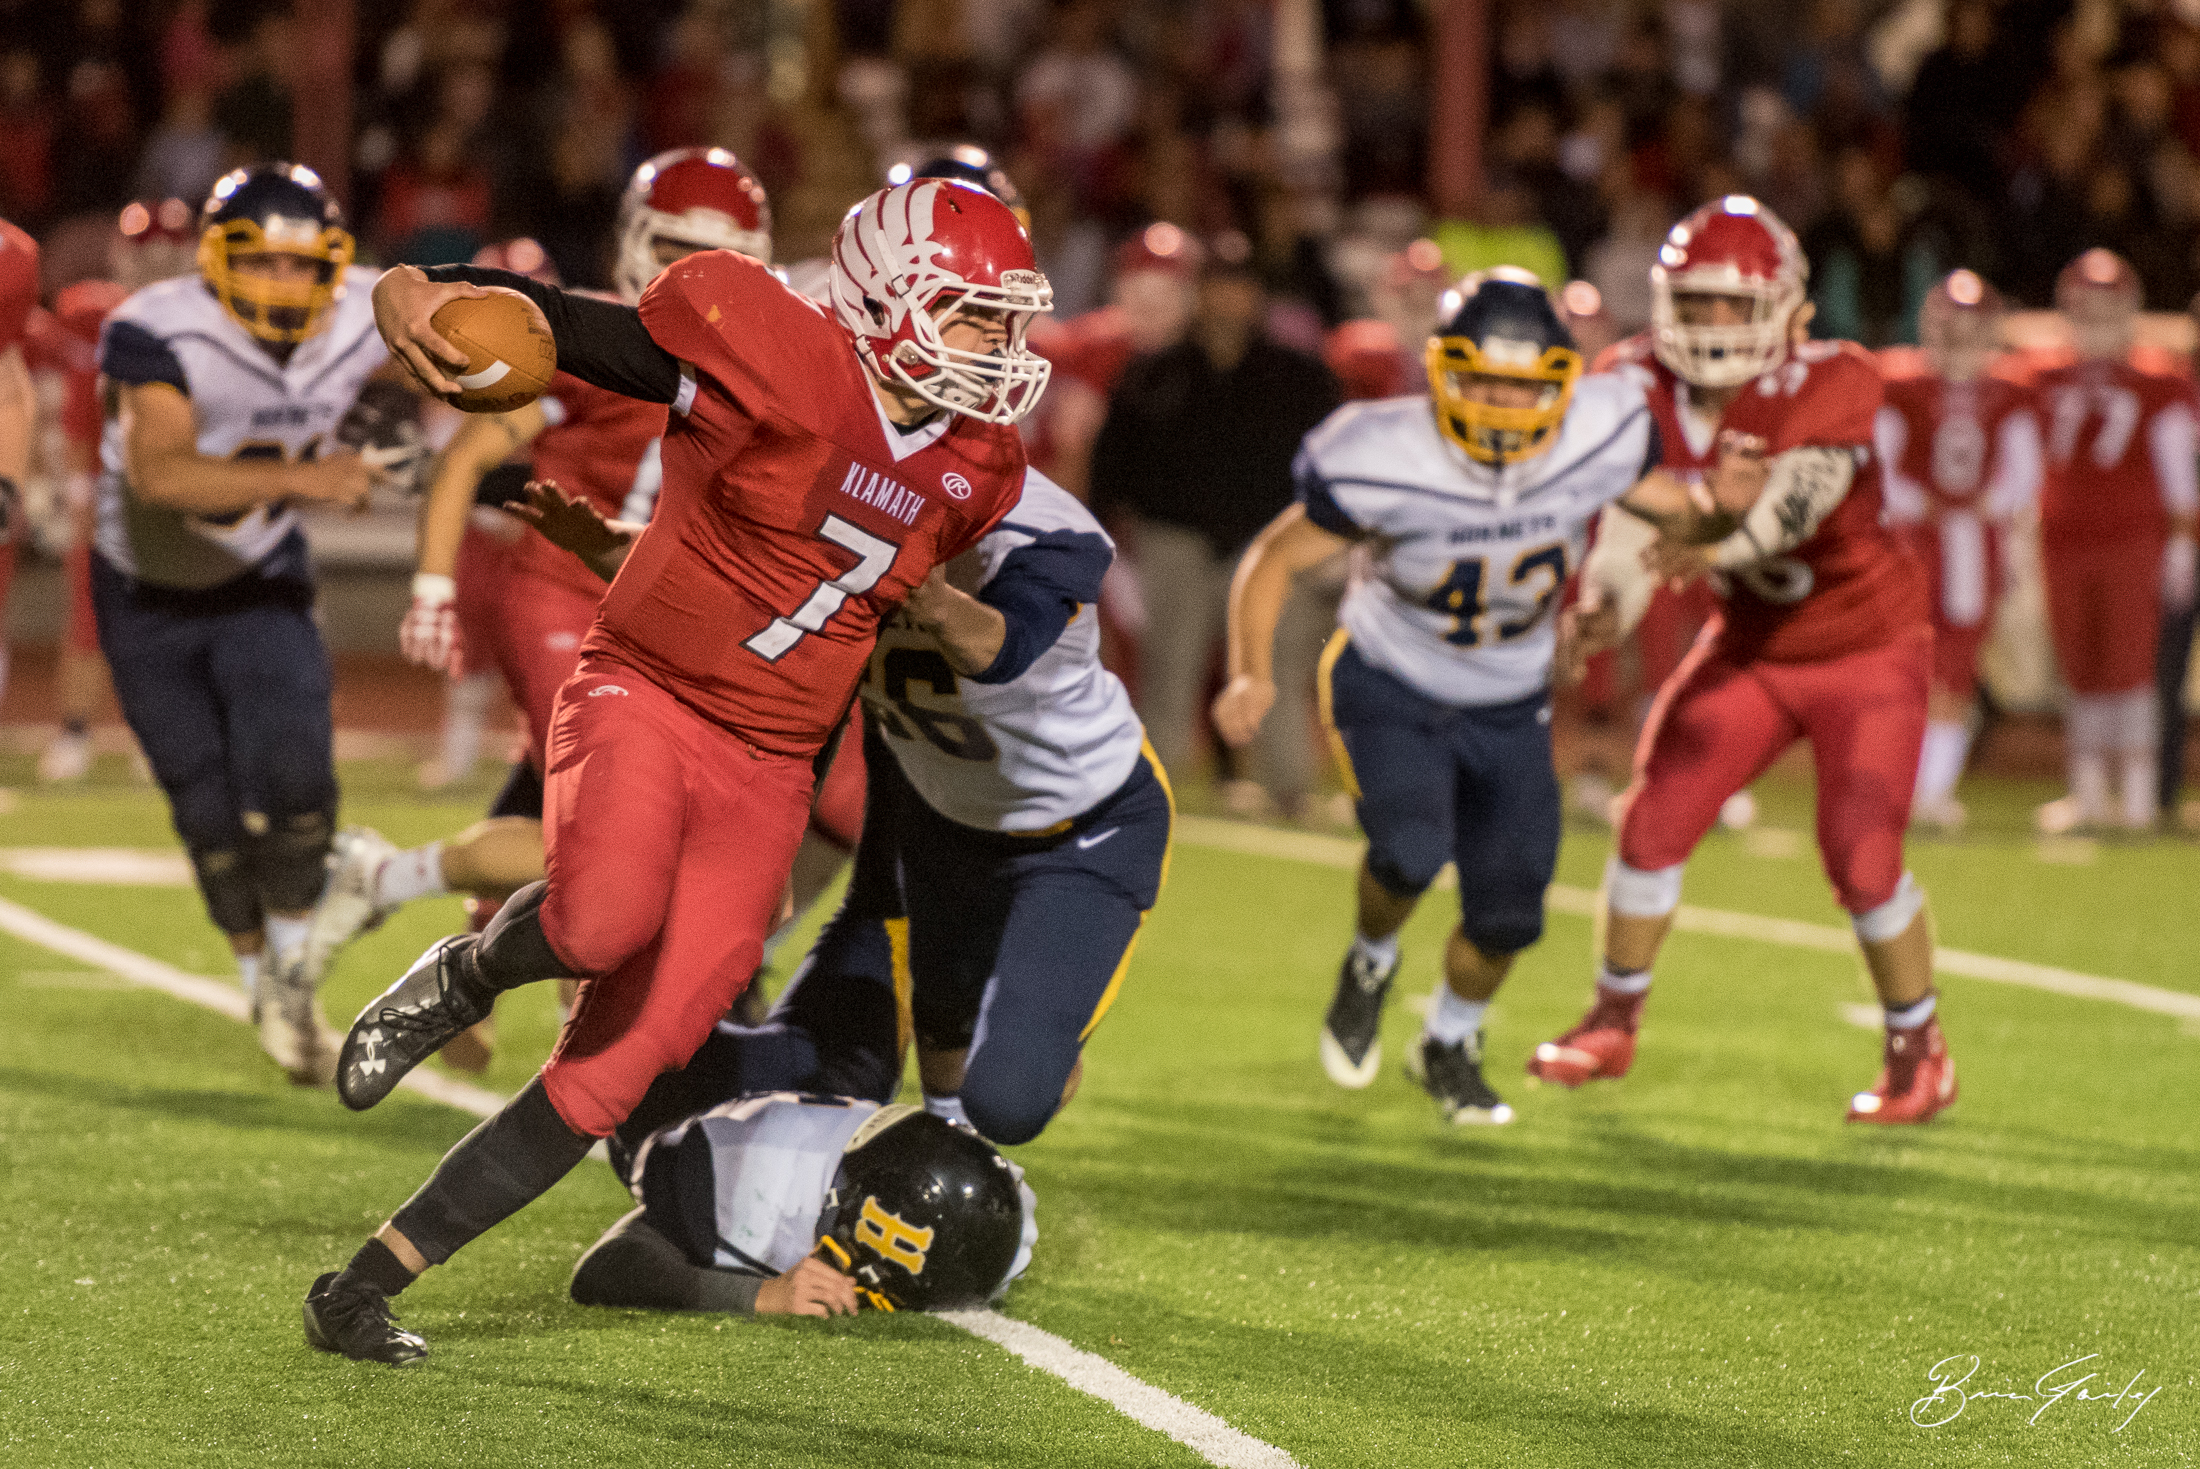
[
  {"x1": 420, "y1": 265, "x2": 683, "y2": 405},
  {"x1": 570, "y1": 1207, "x2": 764, "y2": 1315}
]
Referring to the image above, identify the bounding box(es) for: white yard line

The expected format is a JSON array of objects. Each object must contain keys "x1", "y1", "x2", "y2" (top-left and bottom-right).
[
  {"x1": 0, "y1": 891, "x2": 1302, "y2": 1469},
  {"x1": 1174, "y1": 816, "x2": 2200, "y2": 1024},
  {"x1": 0, "y1": 847, "x2": 194, "y2": 886}
]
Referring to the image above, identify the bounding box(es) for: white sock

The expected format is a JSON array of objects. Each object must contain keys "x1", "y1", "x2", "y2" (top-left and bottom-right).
[
  {"x1": 923, "y1": 1093, "x2": 971, "y2": 1129},
  {"x1": 1351, "y1": 931, "x2": 1400, "y2": 975},
  {"x1": 1424, "y1": 985, "x2": 1488, "y2": 1045},
  {"x1": 237, "y1": 952, "x2": 261, "y2": 1002},
  {"x1": 2120, "y1": 750, "x2": 2157, "y2": 827},
  {"x1": 2071, "y1": 752, "x2": 2109, "y2": 818},
  {"x1": 264, "y1": 914, "x2": 311, "y2": 968},
  {"x1": 1914, "y1": 720, "x2": 1971, "y2": 807},
  {"x1": 438, "y1": 671, "x2": 495, "y2": 778},
  {"x1": 373, "y1": 842, "x2": 447, "y2": 909},
  {"x1": 1884, "y1": 991, "x2": 1936, "y2": 1030},
  {"x1": 1597, "y1": 961, "x2": 1653, "y2": 996}
]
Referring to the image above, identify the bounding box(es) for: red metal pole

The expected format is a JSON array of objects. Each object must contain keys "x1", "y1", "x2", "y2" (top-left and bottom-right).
[
  {"x1": 292, "y1": 0, "x2": 355, "y2": 212},
  {"x1": 1428, "y1": 0, "x2": 1487, "y2": 219}
]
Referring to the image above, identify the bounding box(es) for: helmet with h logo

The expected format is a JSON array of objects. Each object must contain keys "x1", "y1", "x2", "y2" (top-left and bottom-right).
[{"x1": 815, "y1": 1106, "x2": 1024, "y2": 1311}]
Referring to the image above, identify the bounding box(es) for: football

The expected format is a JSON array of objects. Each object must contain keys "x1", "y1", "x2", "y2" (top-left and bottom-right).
[{"x1": 431, "y1": 289, "x2": 557, "y2": 413}]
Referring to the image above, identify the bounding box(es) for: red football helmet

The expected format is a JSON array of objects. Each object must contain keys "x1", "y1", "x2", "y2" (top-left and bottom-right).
[
  {"x1": 830, "y1": 179, "x2": 1054, "y2": 424},
  {"x1": 1919, "y1": 268, "x2": 2004, "y2": 382},
  {"x1": 111, "y1": 197, "x2": 198, "y2": 290},
  {"x1": 2055, "y1": 248, "x2": 2139, "y2": 361},
  {"x1": 1649, "y1": 195, "x2": 1808, "y2": 388},
  {"x1": 614, "y1": 147, "x2": 772, "y2": 303}
]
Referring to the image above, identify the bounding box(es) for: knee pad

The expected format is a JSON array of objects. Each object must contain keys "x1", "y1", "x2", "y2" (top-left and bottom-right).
[
  {"x1": 246, "y1": 809, "x2": 331, "y2": 912},
  {"x1": 1605, "y1": 855, "x2": 1683, "y2": 919},
  {"x1": 1363, "y1": 852, "x2": 1436, "y2": 902},
  {"x1": 959, "y1": 1064, "x2": 1061, "y2": 1147},
  {"x1": 188, "y1": 846, "x2": 263, "y2": 935},
  {"x1": 1461, "y1": 908, "x2": 1542, "y2": 959},
  {"x1": 1850, "y1": 871, "x2": 1925, "y2": 944}
]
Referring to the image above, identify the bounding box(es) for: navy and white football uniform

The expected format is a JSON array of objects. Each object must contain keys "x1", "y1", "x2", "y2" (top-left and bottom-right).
[
  {"x1": 620, "y1": 1092, "x2": 1036, "y2": 1285},
  {"x1": 1296, "y1": 373, "x2": 1653, "y2": 951},
  {"x1": 91, "y1": 265, "x2": 385, "y2": 940},
  {"x1": 612, "y1": 471, "x2": 1172, "y2": 1150}
]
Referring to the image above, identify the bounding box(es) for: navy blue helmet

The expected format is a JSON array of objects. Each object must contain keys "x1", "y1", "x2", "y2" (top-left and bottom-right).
[
  {"x1": 197, "y1": 163, "x2": 354, "y2": 344},
  {"x1": 903, "y1": 146, "x2": 1028, "y2": 228},
  {"x1": 1426, "y1": 267, "x2": 1582, "y2": 465}
]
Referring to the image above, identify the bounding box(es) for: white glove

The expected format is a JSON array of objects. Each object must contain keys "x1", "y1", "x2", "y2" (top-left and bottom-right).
[
  {"x1": 2166, "y1": 534, "x2": 2197, "y2": 610},
  {"x1": 400, "y1": 572, "x2": 461, "y2": 671}
]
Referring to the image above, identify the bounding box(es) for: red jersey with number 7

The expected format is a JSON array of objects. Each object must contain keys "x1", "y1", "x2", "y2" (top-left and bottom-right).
[
  {"x1": 583, "y1": 250, "x2": 1026, "y2": 756},
  {"x1": 1596, "y1": 333, "x2": 1927, "y2": 664}
]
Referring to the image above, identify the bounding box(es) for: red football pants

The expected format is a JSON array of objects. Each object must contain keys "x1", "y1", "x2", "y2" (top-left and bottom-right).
[
  {"x1": 2043, "y1": 535, "x2": 2162, "y2": 696},
  {"x1": 1619, "y1": 625, "x2": 1930, "y2": 915},
  {"x1": 536, "y1": 658, "x2": 815, "y2": 1136}
]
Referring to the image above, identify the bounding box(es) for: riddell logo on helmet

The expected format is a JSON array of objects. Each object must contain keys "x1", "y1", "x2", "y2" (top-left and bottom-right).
[
  {"x1": 941, "y1": 472, "x2": 972, "y2": 500},
  {"x1": 1000, "y1": 270, "x2": 1044, "y2": 288}
]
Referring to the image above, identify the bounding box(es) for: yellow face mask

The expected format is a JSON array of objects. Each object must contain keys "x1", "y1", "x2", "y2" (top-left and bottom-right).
[
  {"x1": 1425, "y1": 333, "x2": 1582, "y2": 466},
  {"x1": 198, "y1": 214, "x2": 356, "y2": 344}
]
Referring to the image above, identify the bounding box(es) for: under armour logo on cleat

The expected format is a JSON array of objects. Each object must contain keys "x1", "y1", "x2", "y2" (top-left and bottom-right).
[
  {"x1": 1075, "y1": 827, "x2": 1120, "y2": 850},
  {"x1": 358, "y1": 1058, "x2": 386, "y2": 1077}
]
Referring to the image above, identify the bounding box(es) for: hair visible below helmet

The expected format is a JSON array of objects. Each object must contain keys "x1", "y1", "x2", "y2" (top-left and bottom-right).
[
  {"x1": 1920, "y1": 268, "x2": 2005, "y2": 382},
  {"x1": 614, "y1": 147, "x2": 773, "y2": 304},
  {"x1": 197, "y1": 164, "x2": 355, "y2": 344},
  {"x1": 829, "y1": 179, "x2": 1054, "y2": 424},
  {"x1": 1426, "y1": 267, "x2": 1583, "y2": 466},
  {"x1": 2056, "y1": 248, "x2": 2140, "y2": 362},
  {"x1": 1649, "y1": 195, "x2": 1807, "y2": 388},
  {"x1": 816, "y1": 1107, "x2": 1025, "y2": 1311}
]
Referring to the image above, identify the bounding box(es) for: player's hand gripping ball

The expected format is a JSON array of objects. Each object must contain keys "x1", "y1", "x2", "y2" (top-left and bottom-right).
[{"x1": 431, "y1": 289, "x2": 557, "y2": 412}]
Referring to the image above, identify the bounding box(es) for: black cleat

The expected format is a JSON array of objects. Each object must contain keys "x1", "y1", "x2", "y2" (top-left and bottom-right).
[
  {"x1": 1407, "y1": 1030, "x2": 1516, "y2": 1125},
  {"x1": 303, "y1": 1271, "x2": 428, "y2": 1366},
  {"x1": 1320, "y1": 946, "x2": 1397, "y2": 1089},
  {"x1": 337, "y1": 935, "x2": 492, "y2": 1111}
]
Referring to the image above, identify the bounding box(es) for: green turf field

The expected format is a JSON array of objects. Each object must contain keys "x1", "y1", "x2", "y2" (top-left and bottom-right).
[{"x1": 1, "y1": 761, "x2": 2194, "y2": 1467}]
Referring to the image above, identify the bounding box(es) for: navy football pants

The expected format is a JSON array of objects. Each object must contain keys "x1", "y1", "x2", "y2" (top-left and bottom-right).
[{"x1": 91, "y1": 553, "x2": 337, "y2": 934}]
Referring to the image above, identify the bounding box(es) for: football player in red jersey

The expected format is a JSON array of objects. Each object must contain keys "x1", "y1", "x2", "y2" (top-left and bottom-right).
[
  {"x1": 301, "y1": 153, "x2": 778, "y2": 1064},
  {"x1": 2033, "y1": 250, "x2": 2197, "y2": 834},
  {"x1": 1541, "y1": 197, "x2": 1952, "y2": 1125},
  {"x1": 0, "y1": 217, "x2": 38, "y2": 709},
  {"x1": 1876, "y1": 271, "x2": 2042, "y2": 832},
  {"x1": 301, "y1": 178, "x2": 1050, "y2": 1365}
]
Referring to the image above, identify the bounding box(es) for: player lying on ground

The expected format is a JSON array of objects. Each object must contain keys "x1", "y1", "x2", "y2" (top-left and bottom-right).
[
  {"x1": 1873, "y1": 270, "x2": 2041, "y2": 833},
  {"x1": 566, "y1": 1093, "x2": 1034, "y2": 1321},
  {"x1": 519, "y1": 463, "x2": 1169, "y2": 1150},
  {"x1": 1545, "y1": 196, "x2": 1955, "y2": 1124},
  {"x1": 95, "y1": 164, "x2": 426, "y2": 1085},
  {"x1": 303, "y1": 178, "x2": 1053, "y2": 1366},
  {"x1": 1214, "y1": 268, "x2": 1668, "y2": 1126}
]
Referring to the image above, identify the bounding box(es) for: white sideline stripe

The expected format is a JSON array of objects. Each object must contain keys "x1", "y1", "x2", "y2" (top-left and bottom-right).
[
  {"x1": 0, "y1": 891, "x2": 1297, "y2": 1469},
  {"x1": 0, "y1": 847, "x2": 194, "y2": 886},
  {"x1": 0, "y1": 896, "x2": 512, "y2": 1116},
  {"x1": 1173, "y1": 816, "x2": 2200, "y2": 1024},
  {"x1": 939, "y1": 1309, "x2": 1303, "y2": 1469}
]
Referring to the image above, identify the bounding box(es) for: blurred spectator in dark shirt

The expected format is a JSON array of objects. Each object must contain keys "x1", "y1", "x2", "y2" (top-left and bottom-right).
[
  {"x1": 0, "y1": 51, "x2": 55, "y2": 226},
  {"x1": 1494, "y1": 100, "x2": 1605, "y2": 276},
  {"x1": 377, "y1": 120, "x2": 492, "y2": 266},
  {"x1": 133, "y1": 89, "x2": 227, "y2": 206},
  {"x1": 211, "y1": 2, "x2": 293, "y2": 165},
  {"x1": 1904, "y1": 0, "x2": 2015, "y2": 202},
  {"x1": 1806, "y1": 145, "x2": 1947, "y2": 345},
  {"x1": 1091, "y1": 238, "x2": 1339, "y2": 809}
]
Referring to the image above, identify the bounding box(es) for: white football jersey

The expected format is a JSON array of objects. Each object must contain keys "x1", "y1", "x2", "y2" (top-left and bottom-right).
[
  {"x1": 860, "y1": 469, "x2": 1144, "y2": 832},
  {"x1": 1296, "y1": 372, "x2": 1653, "y2": 706},
  {"x1": 95, "y1": 266, "x2": 387, "y2": 589},
  {"x1": 638, "y1": 1093, "x2": 1036, "y2": 1284}
]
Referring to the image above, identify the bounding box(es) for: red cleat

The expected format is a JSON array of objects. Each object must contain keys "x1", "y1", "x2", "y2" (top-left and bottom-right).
[
  {"x1": 1846, "y1": 1017, "x2": 1957, "y2": 1124},
  {"x1": 1526, "y1": 992, "x2": 1643, "y2": 1087}
]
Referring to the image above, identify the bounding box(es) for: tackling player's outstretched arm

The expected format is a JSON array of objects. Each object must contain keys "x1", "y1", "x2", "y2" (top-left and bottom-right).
[
  {"x1": 399, "y1": 403, "x2": 548, "y2": 670},
  {"x1": 374, "y1": 263, "x2": 684, "y2": 405},
  {"x1": 570, "y1": 1209, "x2": 857, "y2": 1318},
  {"x1": 118, "y1": 382, "x2": 371, "y2": 516},
  {"x1": 1214, "y1": 502, "x2": 1353, "y2": 747}
]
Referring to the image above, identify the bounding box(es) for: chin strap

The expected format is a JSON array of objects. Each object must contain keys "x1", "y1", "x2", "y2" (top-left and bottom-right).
[{"x1": 813, "y1": 1235, "x2": 897, "y2": 1311}]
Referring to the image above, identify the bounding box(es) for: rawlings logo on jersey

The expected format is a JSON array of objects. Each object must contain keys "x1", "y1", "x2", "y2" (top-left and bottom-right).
[
  {"x1": 941, "y1": 471, "x2": 972, "y2": 500},
  {"x1": 854, "y1": 1196, "x2": 934, "y2": 1274}
]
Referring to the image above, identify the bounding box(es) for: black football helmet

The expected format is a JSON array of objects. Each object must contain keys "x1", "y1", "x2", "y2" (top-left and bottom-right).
[
  {"x1": 1426, "y1": 267, "x2": 1582, "y2": 466},
  {"x1": 906, "y1": 145, "x2": 1028, "y2": 229},
  {"x1": 816, "y1": 1107, "x2": 1024, "y2": 1311},
  {"x1": 197, "y1": 163, "x2": 355, "y2": 344}
]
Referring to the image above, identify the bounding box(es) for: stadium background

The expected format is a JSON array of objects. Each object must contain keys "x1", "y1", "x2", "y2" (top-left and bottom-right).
[{"x1": 0, "y1": 0, "x2": 2194, "y2": 786}]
